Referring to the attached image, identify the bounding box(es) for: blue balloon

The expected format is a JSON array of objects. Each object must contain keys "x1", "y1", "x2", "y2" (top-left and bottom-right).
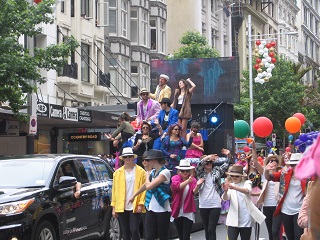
[
  {"x1": 288, "y1": 135, "x2": 294, "y2": 141},
  {"x1": 299, "y1": 133, "x2": 308, "y2": 142},
  {"x1": 294, "y1": 139, "x2": 302, "y2": 146},
  {"x1": 307, "y1": 134, "x2": 313, "y2": 140},
  {"x1": 299, "y1": 144, "x2": 306, "y2": 153}
]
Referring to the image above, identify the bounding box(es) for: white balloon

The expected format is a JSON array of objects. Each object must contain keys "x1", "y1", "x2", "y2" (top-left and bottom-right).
[
  {"x1": 259, "y1": 79, "x2": 265, "y2": 84},
  {"x1": 258, "y1": 49, "x2": 264, "y2": 55},
  {"x1": 264, "y1": 48, "x2": 269, "y2": 53},
  {"x1": 267, "y1": 73, "x2": 272, "y2": 78},
  {"x1": 259, "y1": 44, "x2": 264, "y2": 50},
  {"x1": 262, "y1": 71, "x2": 267, "y2": 76},
  {"x1": 265, "y1": 62, "x2": 270, "y2": 68},
  {"x1": 261, "y1": 40, "x2": 267, "y2": 46},
  {"x1": 267, "y1": 68, "x2": 272, "y2": 73},
  {"x1": 266, "y1": 57, "x2": 272, "y2": 62},
  {"x1": 269, "y1": 63, "x2": 275, "y2": 69},
  {"x1": 262, "y1": 58, "x2": 267, "y2": 63},
  {"x1": 255, "y1": 77, "x2": 260, "y2": 82},
  {"x1": 257, "y1": 73, "x2": 263, "y2": 78},
  {"x1": 263, "y1": 53, "x2": 269, "y2": 58}
]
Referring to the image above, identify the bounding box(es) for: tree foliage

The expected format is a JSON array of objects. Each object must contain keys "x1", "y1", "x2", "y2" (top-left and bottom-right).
[
  {"x1": 0, "y1": 0, "x2": 78, "y2": 118},
  {"x1": 234, "y1": 56, "x2": 319, "y2": 143},
  {"x1": 170, "y1": 31, "x2": 220, "y2": 59}
]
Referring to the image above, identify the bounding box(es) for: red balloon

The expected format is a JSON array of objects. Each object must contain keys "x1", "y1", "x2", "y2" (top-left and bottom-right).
[
  {"x1": 269, "y1": 52, "x2": 275, "y2": 57},
  {"x1": 256, "y1": 40, "x2": 261, "y2": 46},
  {"x1": 271, "y1": 58, "x2": 277, "y2": 63},
  {"x1": 243, "y1": 146, "x2": 250, "y2": 153},
  {"x1": 254, "y1": 64, "x2": 260, "y2": 70},
  {"x1": 285, "y1": 117, "x2": 301, "y2": 133},
  {"x1": 256, "y1": 58, "x2": 262, "y2": 64},
  {"x1": 292, "y1": 113, "x2": 306, "y2": 125},
  {"x1": 270, "y1": 41, "x2": 276, "y2": 47},
  {"x1": 253, "y1": 117, "x2": 273, "y2": 138},
  {"x1": 266, "y1": 43, "x2": 271, "y2": 49},
  {"x1": 285, "y1": 147, "x2": 291, "y2": 152}
]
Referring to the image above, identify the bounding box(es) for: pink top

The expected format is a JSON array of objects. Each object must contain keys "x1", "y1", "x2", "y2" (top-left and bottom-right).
[
  {"x1": 171, "y1": 174, "x2": 197, "y2": 219},
  {"x1": 185, "y1": 135, "x2": 203, "y2": 158},
  {"x1": 297, "y1": 194, "x2": 309, "y2": 228}
]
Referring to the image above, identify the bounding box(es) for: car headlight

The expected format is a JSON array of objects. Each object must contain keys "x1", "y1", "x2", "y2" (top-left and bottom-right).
[{"x1": 0, "y1": 199, "x2": 35, "y2": 214}]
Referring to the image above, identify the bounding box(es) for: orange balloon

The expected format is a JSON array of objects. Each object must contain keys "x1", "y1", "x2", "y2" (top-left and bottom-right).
[
  {"x1": 285, "y1": 117, "x2": 301, "y2": 133},
  {"x1": 247, "y1": 138, "x2": 254, "y2": 144}
]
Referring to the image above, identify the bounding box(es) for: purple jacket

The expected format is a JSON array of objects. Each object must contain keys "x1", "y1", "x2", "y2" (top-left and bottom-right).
[
  {"x1": 171, "y1": 174, "x2": 197, "y2": 219},
  {"x1": 136, "y1": 99, "x2": 161, "y2": 125}
]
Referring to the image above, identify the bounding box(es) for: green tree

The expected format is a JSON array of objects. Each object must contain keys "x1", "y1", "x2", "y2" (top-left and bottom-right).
[
  {"x1": 234, "y1": 56, "x2": 313, "y2": 143},
  {"x1": 0, "y1": 0, "x2": 78, "y2": 118},
  {"x1": 170, "y1": 31, "x2": 220, "y2": 59}
]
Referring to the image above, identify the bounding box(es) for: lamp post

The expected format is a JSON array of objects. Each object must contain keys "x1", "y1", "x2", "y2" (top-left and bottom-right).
[{"x1": 247, "y1": 15, "x2": 298, "y2": 137}]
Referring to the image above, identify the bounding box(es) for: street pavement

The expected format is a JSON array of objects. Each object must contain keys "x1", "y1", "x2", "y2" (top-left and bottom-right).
[{"x1": 172, "y1": 221, "x2": 269, "y2": 240}]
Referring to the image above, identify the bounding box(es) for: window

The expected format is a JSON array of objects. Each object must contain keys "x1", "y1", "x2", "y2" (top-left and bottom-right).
[
  {"x1": 121, "y1": 58, "x2": 129, "y2": 95},
  {"x1": 61, "y1": 0, "x2": 65, "y2": 13},
  {"x1": 81, "y1": 43, "x2": 90, "y2": 82},
  {"x1": 109, "y1": 0, "x2": 117, "y2": 33},
  {"x1": 121, "y1": 0, "x2": 128, "y2": 37},
  {"x1": 310, "y1": 14, "x2": 313, "y2": 32},
  {"x1": 160, "y1": 21, "x2": 165, "y2": 53},
  {"x1": 211, "y1": 28, "x2": 217, "y2": 48},
  {"x1": 304, "y1": 6, "x2": 308, "y2": 24},
  {"x1": 81, "y1": 0, "x2": 92, "y2": 18},
  {"x1": 71, "y1": 0, "x2": 74, "y2": 17},
  {"x1": 141, "y1": 12, "x2": 148, "y2": 46},
  {"x1": 130, "y1": 10, "x2": 138, "y2": 42},
  {"x1": 150, "y1": 19, "x2": 157, "y2": 50},
  {"x1": 91, "y1": 160, "x2": 113, "y2": 180}
]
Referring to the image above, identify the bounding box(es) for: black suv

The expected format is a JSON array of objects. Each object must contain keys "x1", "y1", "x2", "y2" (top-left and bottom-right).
[{"x1": 0, "y1": 154, "x2": 120, "y2": 240}]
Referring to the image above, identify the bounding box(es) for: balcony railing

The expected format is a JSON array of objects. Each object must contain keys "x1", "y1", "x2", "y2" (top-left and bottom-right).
[
  {"x1": 98, "y1": 70, "x2": 110, "y2": 87},
  {"x1": 58, "y1": 63, "x2": 78, "y2": 79}
]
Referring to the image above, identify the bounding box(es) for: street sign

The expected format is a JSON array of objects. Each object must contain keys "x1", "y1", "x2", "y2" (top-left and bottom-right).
[{"x1": 29, "y1": 115, "x2": 37, "y2": 135}]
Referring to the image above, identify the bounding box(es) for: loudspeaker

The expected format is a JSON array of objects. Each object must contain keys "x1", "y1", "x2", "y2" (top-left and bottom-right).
[{"x1": 205, "y1": 129, "x2": 235, "y2": 156}]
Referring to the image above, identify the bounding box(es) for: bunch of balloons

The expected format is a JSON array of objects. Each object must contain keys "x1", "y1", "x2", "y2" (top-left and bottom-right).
[
  {"x1": 294, "y1": 131, "x2": 319, "y2": 153},
  {"x1": 254, "y1": 40, "x2": 277, "y2": 84}
]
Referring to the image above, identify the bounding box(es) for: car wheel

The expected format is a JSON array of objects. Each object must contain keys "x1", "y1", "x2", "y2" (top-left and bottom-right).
[
  {"x1": 105, "y1": 212, "x2": 122, "y2": 240},
  {"x1": 34, "y1": 220, "x2": 57, "y2": 240}
]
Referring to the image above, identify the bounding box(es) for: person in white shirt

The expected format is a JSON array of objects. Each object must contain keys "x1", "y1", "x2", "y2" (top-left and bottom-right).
[{"x1": 222, "y1": 165, "x2": 265, "y2": 240}]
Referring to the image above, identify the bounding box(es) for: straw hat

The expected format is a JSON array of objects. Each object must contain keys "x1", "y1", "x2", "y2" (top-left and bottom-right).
[
  {"x1": 226, "y1": 165, "x2": 247, "y2": 177},
  {"x1": 159, "y1": 74, "x2": 169, "y2": 81}
]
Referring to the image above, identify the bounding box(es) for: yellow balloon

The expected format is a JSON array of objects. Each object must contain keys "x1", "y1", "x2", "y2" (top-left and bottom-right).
[
  {"x1": 257, "y1": 68, "x2": 263, "y2": 73},
  {"x1": 264, "y1": 77, "x2": 269, "y2": 82}
]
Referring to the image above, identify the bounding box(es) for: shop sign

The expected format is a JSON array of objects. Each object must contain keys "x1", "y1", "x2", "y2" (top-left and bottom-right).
[
  {"x1": 37, "y1": 101, "x2": 49, "y2": 117},
  {"x1": 0, "y1": 120, "x2": 19, "y2": 136},
  {"x1": 78, "y1": 110, "x2": 92, "y2": 123},
  {"x1": 68, "y1": 132, "x2": 101, "y2": 142},
  {"x1": 50, "y1": 104, "x2": 63, "y2": 119},
  {"x1": 63, "y1": 107, "x2": 78, "y2": 121}
]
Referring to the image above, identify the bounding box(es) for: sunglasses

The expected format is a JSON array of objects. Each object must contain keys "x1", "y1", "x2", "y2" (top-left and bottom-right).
[
  {"x1": 173, "y1": 128, "x2": 180, "y2": 131},
  {"x1": 141, "y1": 93, "x2": 148, "y2": 96},
  {"x1": 269, "y1": 159, "x2": 279, "y2": 163},
  {"x1": 142, "y1": 127, "x2": 149, "y2": 129},
  {"x1": 142, "y1": 159, "x2": 149, "y2": 162},
  {"x1": 122, "y1": 155, "x2": 134, "y2": 159},
  {"x1": 230, "y1": 175, "x2": 240, "y2": 178},
  {"x1": 180, "y1": 170, "x2": 190, "y2": 173},
  {"x1": 205, "y1": 161, "x2": 212, "y2": 165}
]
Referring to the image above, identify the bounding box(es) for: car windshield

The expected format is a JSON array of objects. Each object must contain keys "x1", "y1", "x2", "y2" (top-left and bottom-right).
[{"x1": 0, "y1": 159, "x2": 54, "y2": 188}]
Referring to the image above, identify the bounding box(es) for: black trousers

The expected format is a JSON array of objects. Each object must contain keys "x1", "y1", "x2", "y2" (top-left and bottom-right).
[
  {"x1": 227, "y1": 226, "x2": 252, "y2": 240},
  {"x1": 117, "y1": 211, "x2": 141, "y2": 240},
  {"x1": 174, "y1": 216, "x2": 194, "y2": 240},
  {"x1": 145, "y1": 210, "x2": 171, "y2": 240},
  {"x1": 199, "y1": 208, "x2": 221, "y2": 240},
  {"x1": 281, "y1": 213, "x2": 303, "y2": 240},
  {"x1": 263, "y1": 206, "x2": 282, "y2": 240}
]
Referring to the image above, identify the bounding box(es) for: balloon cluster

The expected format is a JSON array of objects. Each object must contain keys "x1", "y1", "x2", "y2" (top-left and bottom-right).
[
  {"x1": 294, "y1": 131, "x2": 319, "y2": 153},
  {"x1": 254, "y1": 40, "x2": 277, "y2": 84}
]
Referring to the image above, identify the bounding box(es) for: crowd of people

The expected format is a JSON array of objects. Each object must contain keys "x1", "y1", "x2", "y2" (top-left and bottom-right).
[{"x1": 101, "y1": 74, "x2": 319, "y2": 240}]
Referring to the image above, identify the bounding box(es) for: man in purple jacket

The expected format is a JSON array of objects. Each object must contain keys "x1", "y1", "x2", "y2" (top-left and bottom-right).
[{"x1": 136, "y1": 88, "x2": 161, "y2": 126}]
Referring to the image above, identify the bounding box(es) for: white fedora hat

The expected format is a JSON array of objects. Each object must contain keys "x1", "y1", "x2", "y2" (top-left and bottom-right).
[
  {"x1": 286, "y1": 153, "x2": 302, "y2": 165},
  {"x1": 119, "y1": 147, "x2": 137, "y2": 160},
  {"x1": 176, "y1": 159, "x2": 195, "y2": 170}
]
